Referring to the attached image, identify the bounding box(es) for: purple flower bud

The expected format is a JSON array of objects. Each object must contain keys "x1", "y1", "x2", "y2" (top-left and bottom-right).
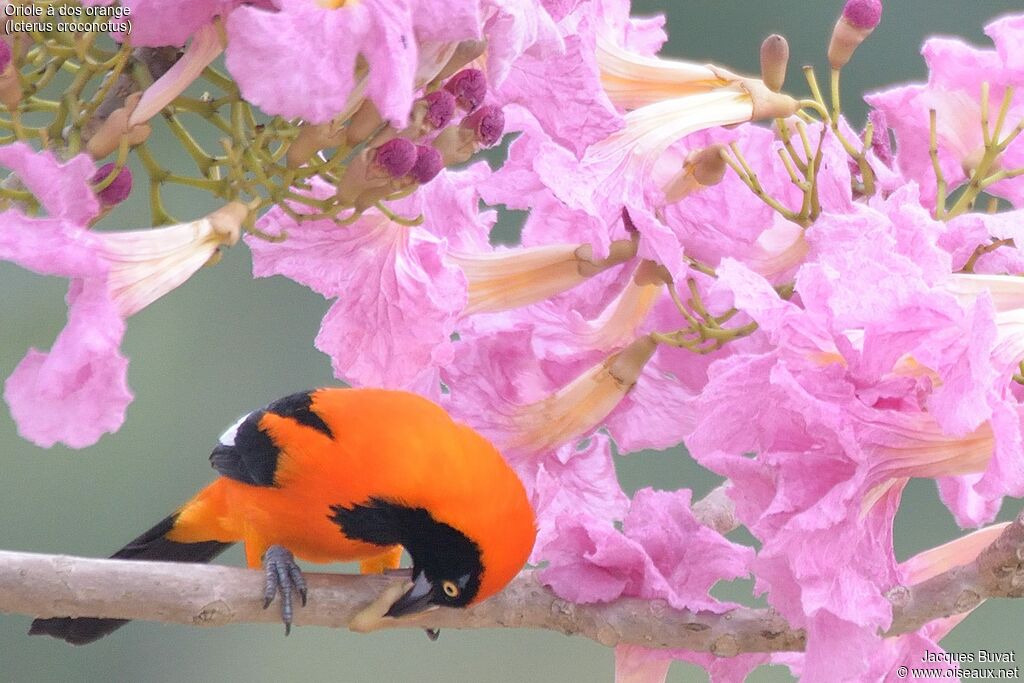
[
  {"x1": 444, "y1": 69, "x2": 487, "y2": 112},
  {"x1": 410, "y1": 145, "x2": 443, "y2": 184},
  {"x1": 92, "y1": 163, "x2": 133, "y2": 206},
  {"x1": 422, "y1": 90, "x2": 456, "y2": 130},
  {"x1": 461, "y1": 105, "x2": 505, "y2": 147},
  {"x1": 372, "y1": 138, "x2": 417, "y2": 178},
  {"x1": 842, "y1": 0, "x2": 882, "y2": 30},
  {"x1": 0, "y1": 40, "x2": 11, "y2": 73}
]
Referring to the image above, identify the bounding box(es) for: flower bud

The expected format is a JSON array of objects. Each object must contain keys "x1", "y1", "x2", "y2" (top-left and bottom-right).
[
  {"x1": 387, "y1": 91, "x2": 457, "y2": 143},
  {"x1": 372, "y1": 137, "x2": 418, "y2": 178},
  {"x1": 410, "y1": 145, "x2": 443, "y2": 184},
  {"x1": 338, "y1": 138, "x2": 417, "y2": 204},
  {"x1": 422, "y1": 90, "x2": 456, "y2": 130},
  {"x1": 432, "y1": 105, "x2": 505, "y2": 166},
  {"x1": 462, "y1": 105, "x2": 504, "y2": 147},
  {"x1": 444, "y1": 68, "x2": 487, "y2": 112},
  {"x1": 759, "y1": 34, "x2": 789, "y2": 93},
  {"x1": 828, "y1": 0, "x2": 882, "y2": 69},
  {"x1": 662, "y1": 143, "x2": 727, "y2": 203},
  {"x1": 92, "y1": 164, "x2": 133, "y2": 207},
  {"x1": 353, "y1": 144, "x2": 445, "y2": 211}
]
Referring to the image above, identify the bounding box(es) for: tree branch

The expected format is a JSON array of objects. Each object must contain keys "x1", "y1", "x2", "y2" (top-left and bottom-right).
[
  {"x1": 0, "y1": 550, "x2": 803, "y2": 652},
  {"x1": 886, "y1": 510, "x2": 1024, "y2": 635},
  {"x1": 2, "y1": 510, "x2": 1023, "y2": 654}
]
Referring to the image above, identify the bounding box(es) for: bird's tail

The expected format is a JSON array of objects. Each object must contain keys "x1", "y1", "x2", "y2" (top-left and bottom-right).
[{"x1": 29, "y1": 484, "x2": 234, "y2": 645}]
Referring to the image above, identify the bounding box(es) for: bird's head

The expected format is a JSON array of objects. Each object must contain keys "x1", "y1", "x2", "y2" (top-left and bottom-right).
[
  {"x1": 332, "y1": 489, "x2": 535, "y2": 616},
  {"x1": 383, "y1": 514, "x2": 484, "y2": 616}
]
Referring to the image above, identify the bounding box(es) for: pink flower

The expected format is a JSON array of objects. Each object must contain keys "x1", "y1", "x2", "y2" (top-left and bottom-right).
[
  {"x1": 227, "y1": 0, "x2": 419, "y2": 127},
  {"x1": 5, "y1": 278, "x2": 130, "y2": 449},
  {"x1": 247, "y1": 171, "x2": 495, "y2": 391},
  {"x1": 684, "y1": 193, "x2": 1023, "y2": 675},
  {"x1": 440, "y1": 255, "x2": 707, "y2": 460},
  {"x1": 493, "y1": 6, "x2": 620, "y2": 156},
  {"x1": 520, "y1": 434, "x2": 629, "y2": 561},
  {"x1": 866, "y1": 14, "x2": 1024, "y2": 209},
  {"x1": 538, "y1": 488, "x2": 753, "y2": 613},
  {"x1": 0, "y1": 144, "x2": 244, "y2": 448},
  {"x1": 225, "y1": 0, "x2": 559, "y2": 128},
  {"x1": 861, "y1": 523, "x2": 1010, "y2": 681},
  {"x1": 613, "y1": 647, "x2": 672, "y2": 683},
  {"x1": 658, "y1": 121, "x2": 854, "y2": 284},
  {"x1": 477, "y1": 0, "x2": 563, "y2": 86},
  {"x1": 479, "y1": 106, "x2": 615, "y2": 252}
]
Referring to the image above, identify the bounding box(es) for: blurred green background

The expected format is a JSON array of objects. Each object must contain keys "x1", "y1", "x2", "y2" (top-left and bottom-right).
[{"x1": 3, "y1": 2, "x2": 1023, "y2": 681}]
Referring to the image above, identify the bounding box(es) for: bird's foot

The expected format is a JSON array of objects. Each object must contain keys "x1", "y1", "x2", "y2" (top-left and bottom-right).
[{"x1": 262, "y1": 545, "x2": 307, "y2": 635}]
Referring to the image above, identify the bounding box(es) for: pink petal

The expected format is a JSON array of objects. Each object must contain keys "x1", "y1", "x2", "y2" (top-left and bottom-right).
[
  {"x1": 986, "y1": 13, "x2": 1024, "y2": 74},
  {"x1": 525, "y1": 433, "x2": 630, "y2": 560},
  {"x1": 0, "y1": 143, "x2": 98, "y2": 224},
  {"x1": 227, "y1": 0, "x2": 417, "y2": 127},
  {"x1": 624, "y1": 488, "x2": 753, "y2": 613},
  {"x1": 614, "y1": 646, "x2": 671, "y2": 683},
  {"x1": 248, "y1": 202, "x2": 466, "y2": 389},
  {"x1": 538, "y1": 513, "x2": 646, "y2": 603},
  {"x1": 0, "y1": 213, "x2": 104, "y2": 279},
  {"x1": 481, "y1": 0, "x2": 563, "y2": 86},
  {"x1": 4, "y1": 278, "x2": 131, "y2": 448},
  {"x1": 494, "y1": 19, "x2": 621, "y2": 156}
]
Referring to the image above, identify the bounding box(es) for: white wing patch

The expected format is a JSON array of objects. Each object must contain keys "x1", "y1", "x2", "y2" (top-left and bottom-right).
[{"x1": 218, "y1": 412, "x2": 251, "y2": 446}]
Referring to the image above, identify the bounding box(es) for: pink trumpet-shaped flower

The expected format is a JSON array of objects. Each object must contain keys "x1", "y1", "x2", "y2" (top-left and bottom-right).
[{"x1": 1, "y1": 142, "x2": 247, "y2": 448}]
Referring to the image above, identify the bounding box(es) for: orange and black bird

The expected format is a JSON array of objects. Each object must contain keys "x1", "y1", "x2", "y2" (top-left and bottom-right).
[{"x1": 29, "y1": 388, "x2": 537, "y2": 645}]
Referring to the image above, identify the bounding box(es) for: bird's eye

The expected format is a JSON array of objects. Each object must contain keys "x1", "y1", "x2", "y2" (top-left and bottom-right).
[{"x1": 442, "y1": 580, "x2": 460, "y2": 598}]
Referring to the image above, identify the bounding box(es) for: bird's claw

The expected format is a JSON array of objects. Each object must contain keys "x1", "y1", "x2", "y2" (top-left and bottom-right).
[{"x1": 262, "y1": 545, "x2": 307, "y2": 635}]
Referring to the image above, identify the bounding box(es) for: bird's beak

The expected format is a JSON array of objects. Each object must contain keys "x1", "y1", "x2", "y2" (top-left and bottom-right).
[{"x1": 385, "y1": 572, "x2": 435, "y2": 618}]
